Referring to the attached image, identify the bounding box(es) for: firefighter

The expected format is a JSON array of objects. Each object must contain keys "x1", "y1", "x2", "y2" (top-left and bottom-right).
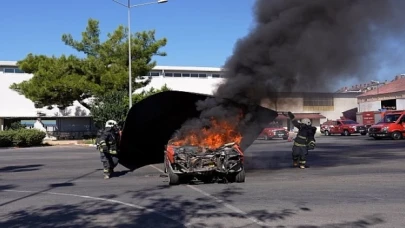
[
  {"x1": 97, "y1": 120, "x2": 121, "y2": 179},
  {"x1": 283, "y1": 112, "x2": 317, "y2": 169}
]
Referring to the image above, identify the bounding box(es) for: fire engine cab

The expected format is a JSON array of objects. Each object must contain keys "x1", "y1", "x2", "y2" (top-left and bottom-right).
[
  {"x1": 368, "y1": 110, "x2": 405, "y2": 140},
  {"x1": 320, "y1": 119, "x2": 367, "y2": 136}
]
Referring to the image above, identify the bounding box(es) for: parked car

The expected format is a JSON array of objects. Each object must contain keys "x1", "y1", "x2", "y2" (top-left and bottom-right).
[
  {"x1": 320, "y1": 119, "x2": 367, "y2": 136},
  {"x1": 258, "y1": 123, "x2": 289, "y2": 140},
  {"x1": 368, "y1": 111, "x2": 405, "y2": 140}
]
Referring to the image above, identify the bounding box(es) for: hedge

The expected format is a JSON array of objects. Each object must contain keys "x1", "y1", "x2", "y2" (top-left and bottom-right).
[{"x1": 0, "y1": 129, "x2": 47, "y2": 147}]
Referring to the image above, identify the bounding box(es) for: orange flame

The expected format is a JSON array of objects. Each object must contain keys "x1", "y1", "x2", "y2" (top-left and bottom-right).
[{"x1": 170, "y1": 117, "x2": 243, "y2": 150}]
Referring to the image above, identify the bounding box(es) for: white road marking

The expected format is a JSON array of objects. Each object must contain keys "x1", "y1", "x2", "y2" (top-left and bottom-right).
[
  {"x1": 2, "y1": 189, "x2": 182, "y2": 225},
  {"x1": 149, "y1": 165, "x2": 271, "y2": 227}
]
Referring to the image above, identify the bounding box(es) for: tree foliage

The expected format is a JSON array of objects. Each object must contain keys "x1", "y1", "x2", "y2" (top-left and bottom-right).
[
  {"x1": 89, "y1": 84, "x2": 171, "y2": 128},
  {"x1": 10, "y1": 18, "x2": 167, "y2": 110}
]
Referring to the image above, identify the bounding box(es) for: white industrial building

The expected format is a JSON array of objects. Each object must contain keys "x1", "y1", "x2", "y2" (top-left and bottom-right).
[{"x1": 1, "y1": 60, "x2": 360, "y2": 138}]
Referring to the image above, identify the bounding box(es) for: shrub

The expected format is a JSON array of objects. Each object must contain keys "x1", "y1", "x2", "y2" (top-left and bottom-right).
[
  {"x1": 0, "y1": 129, "x2": 46, "y2": 147},
  {"x1": 0, "y1": 131, "x2": 15, "y2": 147}
]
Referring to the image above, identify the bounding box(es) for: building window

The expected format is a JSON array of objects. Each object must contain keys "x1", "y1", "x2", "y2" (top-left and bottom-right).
[
  {"x1": 198, "y1": 74, "x2": 207, "y2": 78},
  {"x1": 182, "y1": 73, "x2": 190, "y2": 77},
  {"x1": 2, "y1": 68, "x2": 24, "y2": 73},
  {"x1": 212, "y1": 74, "x2": 221, "y2": 78},
  {"x1": 173, "y1": 73, "x2": 182, "y2": 77},
  {"x1": 303, "y1": 97, "x2": 334, "y2": 111},
  {"x1": 150, "y1": 72, "x2": 160, "y2": 76},
  {"x1": 4, "y1": 68, "x2": 15, "y2": 73},
  {"x1": 191, "y1": 73, "x2": 198, "y2": 77},
  {"x1": 164, "y1": 73, "x2": 173, "y2": 77}
]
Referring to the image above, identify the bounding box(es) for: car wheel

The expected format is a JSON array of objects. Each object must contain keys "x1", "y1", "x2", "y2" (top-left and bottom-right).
[
  {"x1": 392, "y1": 131, "x2": 402, "y2": 140},
  {"x1": 167, "y1": 164, "x2": 180, "y2": 185},
  {"x1": 235, "y1": 168, "x2": 246, "y2": 183},
  {"x1": 163, "y1": 156, "x2": 168, "y2": 173},
  {"x1": 343, "y1": 130, "x2": 350, "y2": 136}
]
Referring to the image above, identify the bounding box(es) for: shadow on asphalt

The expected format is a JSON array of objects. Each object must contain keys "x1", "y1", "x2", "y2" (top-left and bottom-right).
[
  {"x1": 0, "y1": 184, "x2": 386, "y2": 227},
  {"x1": 0, "y1": 185, "x2": 18, "y2": 191},
  {"x1": 245, "y1": 139, "x2": 405, "y2": 170},
  {"x1": 0, "y1": 164, "x2": 44, "y2": 173}
]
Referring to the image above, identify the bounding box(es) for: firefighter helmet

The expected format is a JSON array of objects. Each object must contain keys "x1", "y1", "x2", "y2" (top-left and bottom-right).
[
  {"x1": 301, "y1": 118, "x2": 311, "y2": 126},
  {"x1": 105, "y1": 120, "x2": 118, "y2": 128}
]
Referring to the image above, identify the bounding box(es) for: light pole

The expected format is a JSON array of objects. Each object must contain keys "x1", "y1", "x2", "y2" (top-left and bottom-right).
[{"x1": 112, "y1": 0, "x2": 168, "y2": 110}]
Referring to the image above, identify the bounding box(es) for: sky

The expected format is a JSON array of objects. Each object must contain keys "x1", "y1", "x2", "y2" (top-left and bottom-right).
[
  {"x1": 1, "y1": 0, "x2": 404, "y2": 88},
  {"x1": 0, "y1": 0, "x2": 256, "y2": 68}
]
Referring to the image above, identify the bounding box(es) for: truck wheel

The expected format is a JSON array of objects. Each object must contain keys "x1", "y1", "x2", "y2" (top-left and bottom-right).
[
  {"x1": 324, "y1": 130, "x2": 330, "y2": 136},
  {"x1": 235, "y1": 169, "x2": 246, "y2": 183},
  {"x1": 392, "y1": 131, "x2": 402, "y2": 140},
  {"x1": 167, "y1": 165, "x2": 180, "y2": 185},
  {"x1": 343, "y1": 130, "x2": 350, "y2": 136}
]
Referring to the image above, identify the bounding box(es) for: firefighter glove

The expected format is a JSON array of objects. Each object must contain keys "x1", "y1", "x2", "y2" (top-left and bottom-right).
[
  {"x1": 287, "y1": 112, "x2": 295, "y2": 120},
  {"x1": 307, "y1": 141, "x2": 316, "y2": 150}
]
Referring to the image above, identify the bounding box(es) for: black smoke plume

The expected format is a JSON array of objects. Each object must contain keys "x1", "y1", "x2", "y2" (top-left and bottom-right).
[{"x1": 173, "y1": 0, "x2": 405, "y2": 144}]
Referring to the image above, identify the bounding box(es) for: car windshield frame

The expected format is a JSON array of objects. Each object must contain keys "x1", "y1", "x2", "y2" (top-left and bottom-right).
[{"x1": 378, "y1": 114, "x2": 401, "y2": 123}]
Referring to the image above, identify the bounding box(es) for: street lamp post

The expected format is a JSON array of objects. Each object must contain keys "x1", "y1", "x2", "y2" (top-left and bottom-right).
[{"x1": 112, "y1": 0, "x2": 168, "y2": 110}]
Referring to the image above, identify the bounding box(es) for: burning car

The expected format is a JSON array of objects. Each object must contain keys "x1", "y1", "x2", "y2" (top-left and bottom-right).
[
  {"x1": 164, "y1": 142, "x2": 245, "y2": 185},
  {"x1": 163, "y1": 118, "x2": 246, "y2": 185}
]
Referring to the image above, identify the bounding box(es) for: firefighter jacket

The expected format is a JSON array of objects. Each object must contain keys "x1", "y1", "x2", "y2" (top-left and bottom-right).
[
  {"x1": 97, "y1": 127, "x2": 121, "y2": 155},
  {"x1": 291, "y1": 120, "x2": 317, "y2": 149}
]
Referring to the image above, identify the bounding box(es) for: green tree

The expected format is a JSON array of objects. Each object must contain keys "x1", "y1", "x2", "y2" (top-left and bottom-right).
[
  {"x1": 10, "y1": 18, "x2": 167, "y2": 110},
  {"x1": 89, "y1": 84, "x2": 171, "y2": 128}
]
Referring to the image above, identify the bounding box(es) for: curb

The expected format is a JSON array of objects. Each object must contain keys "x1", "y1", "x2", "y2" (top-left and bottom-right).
[
  {"x1": 72, "y1": 143, "x2": 97, "y2": 147},
  {"x1": 1, "y1": 144, "x2": 97, "y2": 149}
]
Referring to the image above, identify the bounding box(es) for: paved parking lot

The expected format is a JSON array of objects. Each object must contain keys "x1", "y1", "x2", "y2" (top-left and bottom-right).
[{"x1": 1, "y1": 135, "x2": 405, "y2": 227}]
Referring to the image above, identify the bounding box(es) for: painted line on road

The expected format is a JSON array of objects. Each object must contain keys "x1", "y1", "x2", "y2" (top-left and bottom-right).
[
  {"x1": 149, "y1": 165, "x2": 271, "y2": 227},
  {"x1": 2, "y1": 189, "x2": 182, "y2": 225}
]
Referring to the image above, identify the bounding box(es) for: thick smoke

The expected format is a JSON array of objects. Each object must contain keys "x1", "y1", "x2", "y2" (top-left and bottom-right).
[{"x1": 174, "y1": 0, "x2": 405, "y2": 144}]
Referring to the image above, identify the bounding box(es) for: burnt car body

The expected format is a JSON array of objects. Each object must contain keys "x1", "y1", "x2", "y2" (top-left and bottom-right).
[
  {"x1": 164, "y1": 142, "x2": 245, "y2": 185},
  {"x1": 118, "y1": 91, "x2": 278, "y2": 174}
]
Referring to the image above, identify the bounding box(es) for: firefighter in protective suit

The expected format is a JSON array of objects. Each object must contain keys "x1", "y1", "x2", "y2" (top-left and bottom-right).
[
  {"x1": 283, "y1": 112, "x2": 317, "y2": 169},
  {"x1": 97, "y1": 120, "x2": 121, "y2": 179}
]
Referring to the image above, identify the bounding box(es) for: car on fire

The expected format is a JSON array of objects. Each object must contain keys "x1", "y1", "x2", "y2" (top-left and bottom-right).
[
  {"x1": 163, "y1": 141, "x2": 245, "y2": 185},
  {"x1": 320, "y1": 119, "x2": 367, "y2": 136},
  {"x1": 368, "y1": 111, "x2": 405, "y2": 140},
  {"x1": 258, "y1": 122, "x2": 289, "y2": 140}
]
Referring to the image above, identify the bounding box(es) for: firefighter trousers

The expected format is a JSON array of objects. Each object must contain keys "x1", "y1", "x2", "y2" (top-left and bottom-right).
[
  {"x1": 100, "y1": 152, "x2": 119, "y2": 175},
  {"x1": 292, "y1": 145, "x2": 308, "y2": 165}
]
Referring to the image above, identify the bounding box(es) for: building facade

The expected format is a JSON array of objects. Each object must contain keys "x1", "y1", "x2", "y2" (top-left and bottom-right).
[
  {"x1": 357, "y1": 75, "x2": 405, "y2": 112},
  {"x1": 1, "y1": 60, "x2": 360, "y2": 136}
]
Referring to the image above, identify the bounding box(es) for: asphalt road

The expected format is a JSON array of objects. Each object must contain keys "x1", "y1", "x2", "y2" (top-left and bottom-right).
[{"x1": 1, "y1": 135, "x2": 405, "y2": 228}]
